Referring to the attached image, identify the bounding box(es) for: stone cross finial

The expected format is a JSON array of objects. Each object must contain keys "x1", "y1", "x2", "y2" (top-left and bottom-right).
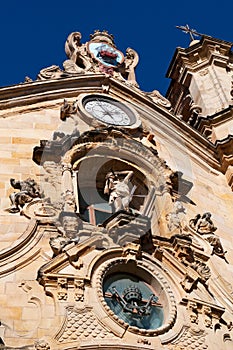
[{"x1": 176, "y1": 24, "x2": 203, "y2": 41}]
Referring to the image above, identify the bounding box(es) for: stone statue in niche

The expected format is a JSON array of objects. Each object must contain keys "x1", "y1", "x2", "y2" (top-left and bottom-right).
[
  {"x1": 8, "y1": 178, "x2": 41, "y2": 213},
  {"x1": 104, "y1": 170, "x2": 135, "y2": 212}
]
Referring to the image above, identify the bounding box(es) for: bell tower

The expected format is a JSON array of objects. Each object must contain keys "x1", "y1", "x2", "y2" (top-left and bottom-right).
[
  {"x1": 166, "y1": 28, "x2": 233, "y2": 189},
  {"x1": 166, "y1": 32, "x2": 233, "y2": 119}
]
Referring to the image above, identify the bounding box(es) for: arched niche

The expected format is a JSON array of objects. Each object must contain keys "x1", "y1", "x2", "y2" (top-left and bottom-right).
[{"x1": 62, "y1": 130, "x2": 174, "y2": 234}]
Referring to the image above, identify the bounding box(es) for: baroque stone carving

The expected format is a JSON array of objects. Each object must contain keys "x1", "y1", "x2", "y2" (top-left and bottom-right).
[
  {"x1": 182, "y1": 298, "x2": 225, "y2": 330},
  {"x1": 65, "y1": 31, "x2": 92, "y2": 73},
  {"x1": 37, "y1": 65, "x2": 69, "y2": 80},
  {"x1": 57, "y1": 277, "x2": 68, "y2": 300},
  {"x1": 188, "y1": 104, "x2": 202, "y2": 127},
  {"x1": 60, "y1": 99, "x2": 78, "y2": 122},
  {"x1": 104, "y1": 170, "x2": 134, "y2": 212},
  {"x1": 57, "y1": 212, "x2": 82, "y2": 240},
  {"x1": 8, "y1": 178, "x2": 41, "y2": 213},
  {"x1": 166, "y1": 201, "x2": 186, "y2": 234},
  {"x1": 34, "y1": 339, "x2": 50, "y2": 350},
  {"x1": 146, "y1": 89, "x2": 171, "y2": 109},
  {"x1": 189, "y1": 212, "x2": 217, "y2": 234},
  {"x1": 36, "y1": 30, "x2": 141, "y2": 87},
  {"x1": 103, "y1": 211, "x2": 151, "y2": 246},
  {"x1": 49, "y1": 235, "x2": 70, "y2": 257},
  {"x1": 74, "y1": 278, "x2": 85, "y2": 301},
  {"x1": 188, "y1": 301, "x2": 199, "y2": 324},
  {"x1": 42, "y1": 161, "x2": 62, "y2": 194},
  {"x1": 168, "y1": 326, "x2": 208, "y2": 350},
  {"x1": 123, "y1": 47, "x2": 139, "y2": 87},
  {"x1": 55, "y1": 306, "x2": 113, "y2": 342},
  {"x1": 49, "y1": 212, "x2": 83, "y2": 256},
  {"x1": 189, "y1": 212, "x2": 228, "y2": 261}
]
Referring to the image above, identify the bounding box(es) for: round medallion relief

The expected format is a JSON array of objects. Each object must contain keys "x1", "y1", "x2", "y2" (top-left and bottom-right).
[
  {"x1": 103, "y1": 272, "x2": 164, "y2": 330},
  {"x1": 94, "y1": 257, "x2": 177, "y2": 336}
]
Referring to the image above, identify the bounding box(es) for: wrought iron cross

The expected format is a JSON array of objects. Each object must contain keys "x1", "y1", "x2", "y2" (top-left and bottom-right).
[{"x1": 176, "y1": 24, "x2": 203, "y2": 41}]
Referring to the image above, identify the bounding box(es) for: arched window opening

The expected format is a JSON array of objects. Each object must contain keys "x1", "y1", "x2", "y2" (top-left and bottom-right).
[{"x1": 76, "y1": 158, "x2": 148, "y2": 226}]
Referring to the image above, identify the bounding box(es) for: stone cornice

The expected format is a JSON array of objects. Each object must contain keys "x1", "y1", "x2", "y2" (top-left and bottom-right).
[
  {"x1": 166, "y1": 35, "x2": 233, "y2": 81},
  {"x1": 0, "y1": 75, "x2": 221, "y2": 171},
  {"x1": 195, "y1": 105, "x2": 233, "y2": 133}
]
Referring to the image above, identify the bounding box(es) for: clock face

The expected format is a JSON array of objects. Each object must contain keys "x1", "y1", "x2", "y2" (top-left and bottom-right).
[{"x1": 83, "y1": 96, "x2": 136, "y2": 126}]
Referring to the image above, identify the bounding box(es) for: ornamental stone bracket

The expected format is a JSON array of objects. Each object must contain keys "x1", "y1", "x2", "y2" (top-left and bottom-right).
[{"x1": 181, "y1": 298, "x2": 225, "y2": 330}]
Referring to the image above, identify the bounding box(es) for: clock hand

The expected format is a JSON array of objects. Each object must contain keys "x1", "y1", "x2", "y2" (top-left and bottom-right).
[
  {"x1": 95, "y1": 99, "x2": 117, "y2": 121},
  {"x1": 95, "y1": 98, "x2": 109, "y2": 113}
]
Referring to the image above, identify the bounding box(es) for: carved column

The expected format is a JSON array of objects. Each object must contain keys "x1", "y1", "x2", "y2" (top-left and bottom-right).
[{"x1": 61, "y1": 162, "x2": 76, "y2": 212}]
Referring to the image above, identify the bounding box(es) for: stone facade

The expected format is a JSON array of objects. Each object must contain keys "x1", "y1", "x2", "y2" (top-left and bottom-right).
[{"x1": 0, "y1": 30, "x2": 233, "y2": 350}]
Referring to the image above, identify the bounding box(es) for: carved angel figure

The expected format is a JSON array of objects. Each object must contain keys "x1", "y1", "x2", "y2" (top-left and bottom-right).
[{"x1": 9, "y1": 178, "x2": 41, "y2": 213}]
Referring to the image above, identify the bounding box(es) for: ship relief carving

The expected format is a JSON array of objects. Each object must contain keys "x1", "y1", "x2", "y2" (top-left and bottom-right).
[{"x1": 36, "y1": 30, "x2": 140, "y2": 87}]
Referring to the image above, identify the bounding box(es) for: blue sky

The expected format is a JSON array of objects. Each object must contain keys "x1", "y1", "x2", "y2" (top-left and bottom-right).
[{"x1": 0, "y1": 1, "x2": 232, "y2": 95}]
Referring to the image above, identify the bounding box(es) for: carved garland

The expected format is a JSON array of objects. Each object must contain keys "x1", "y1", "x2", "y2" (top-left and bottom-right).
[{"x1": 94, "y1": 256, "x2": 177, "y2": 336}]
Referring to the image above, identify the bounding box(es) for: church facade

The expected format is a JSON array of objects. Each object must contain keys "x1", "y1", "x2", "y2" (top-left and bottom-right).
[{"x1": 0, "y1": 29, "x2": 233, "y2": 350}]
